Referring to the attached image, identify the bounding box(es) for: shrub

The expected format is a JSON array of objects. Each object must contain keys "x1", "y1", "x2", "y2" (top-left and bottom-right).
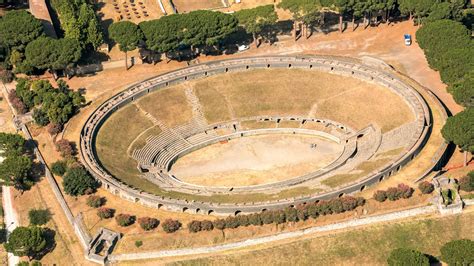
[
  {"x1": 47, "y1": 123, "x2": 63, "y2": 136},
  {"x1": 0, "y1": 69, "x2": 14, "y2": 83},
  {"x1": 50, "y1": 160, "x2": 67, "y2": 176},
  {"x1": 86, "y1": 195, "x2": 103, "y2": 208},
  {"x1": 28, "y1": 209, "x2": 51, "y2": 226},
  {"x1": 97, "y1": 207, "x2": 114, "y2": 219},
  {"x1": 459, "y1": 171, "x2": 474, "y2": 192},
  {"x1": 115, "y1": 214, "x2": 134, "y2": 227},
  {"x1": 187, "y1": 220, "x2": 202, "y2": 233},
  {"x1": 62, "y1": 167, "x2": 96, "y2": 196},
  {"x1": 356, "y1": 197, "x2": 366, "y2": 207},
  {"x1": 8, "y1": 90, "x2": 27, "y2": 114},
  {"x1": 272, "y1": 210, "x2": 286, "y2": 225},
  {"x1": 135, "y1": 240, "x2": 143, "y2": 248},
  {"x1": 248, "y1": 213, "x2": 263, "y2": 226},
  {"x1": 418, "y1": 181, "x2": 435, "y2": 194},
  {"x1": 213, "y1": 219, "x2": 226, "y2": 230},
  {"x1": 236, "y1": 215, "x2": 250, "y2": 227},
  {"x1": 386, "y1": 187, "x2": 401, "y2": 201},
  {"x1": 341, "y1": 196, "x2": 359, "y2": 211},
  {"x1": 440, "y1": 239, "x2": 474, "y2": 265},
  {"x1": 328, "y1": 199, "x2": 344, "y2": 213},
  {"x1": 200, "y1": 220, "x2": 213, "y2": 231},
  {"x1": 260, "y1": 211, "x2": 274, "y2": 224},
  {"x1": 387, "y1": 248, "x2": 429, "y2": 266},
  {"x1": 137, "y1": 217, "x2": 159, "y2": 231},
  {"x1": 296, "y1": 205, "x2": 308, "y2": 221},
  {"x1": 55, "y1": 139, "x2": 73, "y2": 157},
  {"x1": 284, "y1": 207, "x2": 298, "y2": 222},
  {"x1": 374, "y1": 190, "x2": 387, "y2": 202},
  {"x1": 161, "y1": 219, "x2": 181, "y2": 233},
  {"x1": 397, "y1": 183, "x2": 414, "y2": 199},
  {"x1": 224, "y1": 216, "x2": 240, "y2": 229}
]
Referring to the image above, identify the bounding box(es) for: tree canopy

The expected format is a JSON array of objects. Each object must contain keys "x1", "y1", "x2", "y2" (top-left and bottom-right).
[
  {"x1": 4, "y1": 226, "x2": 47, "y2": 259},
  {"x1": 24, "y1": 37, "x2": 82, "y2": 72},
  {"x1": 441, "y1": 108, "x2": 474, "y2": 153},
  {"x1": 50, "y1": 0, "x2": 103, "y2": 50},
  {"x1": 0, "y1": 132, "x2": 25, "y2": 157},
  {"x1": 109, "y1": 21, "x2": 143, "y2": 53},
  {"x1": 448, "y1": 71, "x2": 474, "y2": 108},
  {"x1": 62, "y1": 167, "x2": 96, "y2": 196},
  {"x1": 139, "y1": 9, "x2": 237, "y2": 55},
  {"x1": 0, "y1": 10, "x2": 44, "y2": 50},
  {"x1": 440, "y1": 239, "x2": 474, "y2": 265},
  {"x1": 234, "y1": 5, "x2": 278, "y2": 45},
  {"x1": 387, "y1": 248, "x2": 430, "y2": 266}
]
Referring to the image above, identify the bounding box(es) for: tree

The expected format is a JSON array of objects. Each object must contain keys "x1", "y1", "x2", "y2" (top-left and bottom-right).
[
  {"x1": 0, "y1": 155, "x2": 32, "y2": 190},
  {"x1": 24, "y1": 37, "x2": 82, "y2": 74},
  {"x1": 440, "y1": 239, "x2": 474, "y2": 265},
  {"x1": 55, "y1": 139, "x2": 74, "y2": 158},
  {"x1": 0, "y1": 132, "x2": 25, "y2": 156},
  {"x1": 97, "y1": 207, "x2": 114, "y2": 219},
  {"x1": 441, "y1": 108, "x2": 474, "y2": 166},
  {"x1": 51, "y1": 160, "x2": 67, "y2": 176},
  {"x1": 86, "y1": 195, "x2": 103, "y2": 208},
  {"x1": 0, "y1": 10, "x2": 43, "y2": 50},
  {"x1": 62, "y1": 167, "x2": 96, "y2": 196},
  {"x1": 28, "y1": 209, "x2": 51, "y2": 226},
  {"x1": 278, "y1": 0, "x2": 322, "y2": 39},
  {"x1": 32, "y1": 108, "x2": 49, "y2": 126},
  {"x1": 109, "y1": 21, "x2": 143, "y2": 70},
  {"x1": 387, "y1": 248, "x2": 430, "y2": 266},
  {"x1": 448, "y1": 70, "x2": 473, "y2": 108},
  {"x1": 115, "y1": 214, "x2": 134, "y2": 227},
  {"x1": 187, "y1": 220, "x2": 202, "y2": 233},
  {"x1": 234, "y1": 5, "x2": 278, "y2": 47},
  {"x1": 161, "y1": 219, "x2": 181, "y2": 233},
  {"x1": 137, "y1": 217, "x2": 159, "y2": 231},
  {"x1": 416, "y1": 20, "x2": 471, "y2": 72},
  {"x1": 4, "y1": 226, "x2": 47, "y2": 260}
]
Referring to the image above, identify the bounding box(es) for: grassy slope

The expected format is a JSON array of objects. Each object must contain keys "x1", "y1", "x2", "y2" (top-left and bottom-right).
[{"x1": 167, "y1": 211, "x2": 474, "y2": 266}]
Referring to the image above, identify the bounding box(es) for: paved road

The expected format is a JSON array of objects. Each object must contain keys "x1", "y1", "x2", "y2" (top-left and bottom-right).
[{"x1": 2, "y1": 186, "x2": 20, "y2": 266}]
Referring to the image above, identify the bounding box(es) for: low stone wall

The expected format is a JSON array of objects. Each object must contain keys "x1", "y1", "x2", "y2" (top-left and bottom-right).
[{"x1": 79, "y1": 55, "x2": 433, "y2": 215}]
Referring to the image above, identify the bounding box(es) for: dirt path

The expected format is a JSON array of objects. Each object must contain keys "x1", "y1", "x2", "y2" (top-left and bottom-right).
[{"x1": 2, "y1": 186, "x2": 19, "y2": 266}]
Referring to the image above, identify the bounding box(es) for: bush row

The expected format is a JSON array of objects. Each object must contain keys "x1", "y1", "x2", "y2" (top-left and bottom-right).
[
  {"x1": 374, "y1": 183, "x2": 414, "y2": 202},
  {"x1": 187, "y1": 196, "x2": 365, "y2": 233}
]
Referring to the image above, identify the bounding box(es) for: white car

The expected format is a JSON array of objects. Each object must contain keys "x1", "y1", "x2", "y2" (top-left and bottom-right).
[{"x1": 237, "y1": 44, "x2": 250, "y2": 52}]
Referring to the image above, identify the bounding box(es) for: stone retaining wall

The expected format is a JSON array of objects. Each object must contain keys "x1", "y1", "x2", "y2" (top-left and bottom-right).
[{"x1": 79, "y1": 55, "x2": 434, "y2": 216}]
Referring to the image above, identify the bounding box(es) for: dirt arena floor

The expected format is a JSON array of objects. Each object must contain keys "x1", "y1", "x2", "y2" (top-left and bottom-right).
[{"x1": 171, "y1": 134, "x2": 343, "y2": 187}]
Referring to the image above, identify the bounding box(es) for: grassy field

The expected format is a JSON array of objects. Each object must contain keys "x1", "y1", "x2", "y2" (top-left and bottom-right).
[
  {"x1": 136, "y1": 85, "x2": 192, "y2": 127},
  {"x1": 172, "y1": 0, "x2": 224, "y2": 13},
  {"x1": 158, "y1": 211, "x2": 474, "y2": 266}
]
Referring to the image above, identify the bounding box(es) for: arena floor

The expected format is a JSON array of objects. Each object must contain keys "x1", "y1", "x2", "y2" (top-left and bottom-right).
[{"x1": 170, "y1": 134, "x2": 344, "y2": 187}]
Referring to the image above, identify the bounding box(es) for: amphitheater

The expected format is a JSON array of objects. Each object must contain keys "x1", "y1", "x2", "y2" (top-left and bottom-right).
[{"x1": 80, "y1": 55, "x2": 433, "y2": 216}]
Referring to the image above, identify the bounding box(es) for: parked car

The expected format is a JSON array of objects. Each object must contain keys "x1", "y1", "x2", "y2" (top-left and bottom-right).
[
  {"x1": 404, "y1": 34, "x2": 412, "y2": 46},
  {"x1": 237, "y1": 44, "x2": 250, "y2": 52}
]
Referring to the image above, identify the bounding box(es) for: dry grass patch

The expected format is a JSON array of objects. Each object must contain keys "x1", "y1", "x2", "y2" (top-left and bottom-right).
[
  {"x1": 128, "y1": 125, "x2": 162, "y2": 153},
  {"x1": 172, "y1": 0, "x2": 224, "y2": 13},
  {"x1": 322, "y1": 158, "x2": 393, "y2": 188},
  {"x1": 96, "y1": 104, "x2": 153, "y2": 188},
  {"x1": 317, "y1": 86, "x2": 414, "y2": 132},
  {"x1": 240, "y1": 120, "x2": 275, "y2": 130},
  {"x1": 194, "y1": 85, "x2": 232, "y2": 123},
  {"x1": 136, "y1": 85, "x2": 192, "y2": 127},
  {"x1": 278, "y1": 120, "x2": 302, "y2": 128}
]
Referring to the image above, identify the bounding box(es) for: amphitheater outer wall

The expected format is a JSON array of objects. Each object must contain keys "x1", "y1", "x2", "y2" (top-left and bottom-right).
[{"x1": 80, "y1": 55, "x2": 436, "y2": 216}]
